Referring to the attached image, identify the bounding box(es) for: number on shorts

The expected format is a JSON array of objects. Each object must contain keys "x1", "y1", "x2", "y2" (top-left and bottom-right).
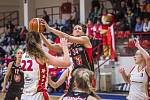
[{"x1": 22, "y1": 60, "x2": 33, "y2": 71}]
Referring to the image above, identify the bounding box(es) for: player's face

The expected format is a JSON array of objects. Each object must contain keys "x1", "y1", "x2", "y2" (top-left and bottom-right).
[
  {"x1": 73, "y1": 25, "x2": 83, "y2": 36},
  {"x1": 16, "y1": 49, "x2": 23, "y2": 59},
  {"x1": 134, "y1": 50, "x2": 144, "y2": 64}
]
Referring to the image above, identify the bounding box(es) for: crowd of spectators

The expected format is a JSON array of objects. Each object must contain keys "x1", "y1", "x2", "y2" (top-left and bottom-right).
[
  {"x1": 88, "y1": 0, "x2": 150, "y2": 33},
  {"x1": 85, "y1": 0, "x2": 150, "y2": 57}
]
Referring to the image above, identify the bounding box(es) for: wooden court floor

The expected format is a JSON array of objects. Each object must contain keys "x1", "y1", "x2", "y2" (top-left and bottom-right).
[{"x1": 0, "y1": 93, "x2": 60, "y2": 100}]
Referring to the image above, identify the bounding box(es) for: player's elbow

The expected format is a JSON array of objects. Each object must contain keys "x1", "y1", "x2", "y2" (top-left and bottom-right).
[{"x1": 146, "y1": 56, "x2": 150, "y2": 61}]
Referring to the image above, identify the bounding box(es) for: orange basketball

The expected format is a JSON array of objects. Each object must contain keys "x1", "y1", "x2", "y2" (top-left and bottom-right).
[{"x1": 29, "y1": 18, "x2": 45, "y2": 33}]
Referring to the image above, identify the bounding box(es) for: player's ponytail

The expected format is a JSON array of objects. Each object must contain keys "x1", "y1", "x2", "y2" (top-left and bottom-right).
[
  {"x1": 26, "y1": 31, "x2": 47, "y2": 62},
  {"x1": 72, "y1": 68, "x2": 100, "y2": 100}
]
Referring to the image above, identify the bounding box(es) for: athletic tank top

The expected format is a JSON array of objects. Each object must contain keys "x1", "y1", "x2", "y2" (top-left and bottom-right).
[
  {"x1": 9, "y1": 61, "x2": 24, "y2": 91},
  {"x1": 62, "y1": 91, "x2": 89, "y2": 100},
  {"x1": 69, "y1": 43, "x2": 94, "y2": 72},
  {"x1": 128, "y1": 65, "x2": 150, "y2": 99},
  {"x1": 21, "y1": 52, "x2": 48, "y2": 95}
]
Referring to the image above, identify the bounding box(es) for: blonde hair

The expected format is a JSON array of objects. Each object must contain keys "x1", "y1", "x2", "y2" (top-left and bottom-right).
[
  {"x1": 72, "y1": 68, "x2": 93, "y2": 92},
  {"x1": 72, "y1": 68, "x2": 100, "y2": 99}
]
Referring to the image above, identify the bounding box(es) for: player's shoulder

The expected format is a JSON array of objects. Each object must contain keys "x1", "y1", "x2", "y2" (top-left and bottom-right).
[{"x1": 8, "y1": 61, "x2": 14, "y2": 67}]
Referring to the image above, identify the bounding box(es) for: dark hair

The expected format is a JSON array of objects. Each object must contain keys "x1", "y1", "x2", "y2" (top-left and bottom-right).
[
  {"x1": 26, "y1": 31, "x2": 47, "y2": 62},
  {"x1": 43, "y1": 10, "x2": 47, "y2": 15}
]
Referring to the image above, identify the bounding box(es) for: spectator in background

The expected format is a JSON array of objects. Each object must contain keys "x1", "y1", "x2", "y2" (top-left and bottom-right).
[
  {"x1": 143, "y1": 17, "x2": 150, "y2": 32},
  {"x1": 93, "y1": 6, "x2": 101, "y2": 24},
  {"x1": 88, "y1": 8, "x2": 94, "y2": 22},
  {"x1": 0, "y1": 46, "x2": 6, "y2": 58},
  {"x1": 126, "y1": 0, "x2": 134, "y2": 8},
  {"x1": 98, "y1": 2, "x2": 105, "y2": 18},
  {"x1": 6, "y1": 21, "x2": 15, "y2": 34},
  {"x1": 120, "y1": 1, "x2": 127, "y2": 11},
  {"x1": 0, "y1": 63, "x2": 4, "y2": 91},
  {"x1": 86, "y1": 19, "x2": 94, "y2": 43},
  {"x1": 64, "y1": 16, "x2": 73, "y2": 34},
  {"x1": 126, "y1": 7, "x2": 134, "y2": 30},
  {"x1": 91, "y1": 0, "x2": 100, "y2": 9},
  {"x1": 135, "y1": 17, "x2": 143, "y2": 32},
  {"x1": 93, "y1": 20, "x2": 103, "y2": 58},
  {"x1": 5, "y1": 21, "x2": 16, "y2": 44},
  {"x1": 133, "y1": 3, "x2": 142, "y2": 18},
  {"x1": 42, "y1": 10, "x2": 50, "y2": 24},
  {"x1": 42, "y1": 10, "x2": 50, "y2": 32},
  {"x1": 19, "y1": 26, "x2": 28, "y2": 43},
  {"x1": 71, "y1": 7, "x2": 79, "y2": 25},
  {"x1": 119, "y1": 1, "x2": 127, "y2": 20}
]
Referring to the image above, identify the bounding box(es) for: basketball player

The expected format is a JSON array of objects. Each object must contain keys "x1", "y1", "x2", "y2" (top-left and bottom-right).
[
  {"x1": 21, "y1": 31, "x2": 71, "y2": 100},
  {"x1": 2, "y1": 48, "x2": 24, "y2": 100},
  {"x1": 40, "y1": 22, "x2": 96, "y2": 93},
  {"x1": 119, "y1": 38, "x2": 150, "y2": 100},
  {"x1": 59, "y1": 68, "x2": 100, "y2": 100},
  {"x1": 41, "y1": 23, "x2": 94, "y2": 72}
]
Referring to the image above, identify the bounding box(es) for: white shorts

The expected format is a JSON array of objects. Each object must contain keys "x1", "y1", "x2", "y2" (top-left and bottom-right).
[{"x1": 21, "y1": 92, "x2": 49, "y2": 100}]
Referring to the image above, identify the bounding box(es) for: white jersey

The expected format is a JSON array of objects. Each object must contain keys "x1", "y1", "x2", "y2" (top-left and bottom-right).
[
  {"x1": 21, "y1": 52, "x2": 48, "y2": 95},
  {"x1": 127, "y1": 65, "x2": 150, "y2": 100}
]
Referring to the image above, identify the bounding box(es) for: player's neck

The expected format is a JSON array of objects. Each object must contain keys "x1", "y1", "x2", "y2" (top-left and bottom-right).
[
  {"x1": 138, "y1": 62, "x2": 146, "y2": 68},
  {"x1": 16, "y1": 59, "x2": 21, "y2": 65}
]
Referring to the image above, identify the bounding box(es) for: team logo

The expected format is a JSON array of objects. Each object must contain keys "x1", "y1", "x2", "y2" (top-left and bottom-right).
[
  {"x1": 73, "y1": 55, "x2": 82, "y2": 65},
  {"x1": 14, "y1": 74, "x2": 21, "y2": 82}
]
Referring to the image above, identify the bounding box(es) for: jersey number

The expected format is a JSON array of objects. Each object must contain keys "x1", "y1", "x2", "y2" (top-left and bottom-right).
[{"x1": 22, "y1": 60, "x2": 33, "y2": 71}]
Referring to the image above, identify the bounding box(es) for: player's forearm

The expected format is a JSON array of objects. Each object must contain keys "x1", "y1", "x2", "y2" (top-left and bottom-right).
[
  {"x1": 3, "y1": 75, "x2": 9, "y2": 88},
  {"x1": 48, "y1": 78, "x2": 60, "y2": 88},
  {"x1": 121, "y1": 72, "x2": 130, "y2": 83},
  {"x1": 39, "y1": 33, "x2": 62, "y2": 52},
  {"x1": 46, "y1": 26, "x2": 66, "y2": 38},
  {"x1": 137, "y1": 44, "x2": 150, "y2": 60},
  {"x1": 62, "y1": 46, "x2": 70, "y2": 63},
  {"x1": 39, "y1": 33, "x2": 52, "y2": 49}
]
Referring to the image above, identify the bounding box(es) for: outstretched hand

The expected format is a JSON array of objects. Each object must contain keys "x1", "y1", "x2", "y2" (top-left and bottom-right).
[
  {"x1": 41, "y1": 19, "x2": 49, "y2": 29},
  {"x1": 60, "y1": 38, "x2": 68, "y2": 47},
  {"x1": 134, "y1": 38, "x2": 140, "y2": 48},
  {"x1": 118, "y1": 67, "x2": 125, "y2": 74}
]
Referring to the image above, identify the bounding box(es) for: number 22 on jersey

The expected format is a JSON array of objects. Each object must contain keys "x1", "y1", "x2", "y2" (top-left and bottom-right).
[{"x1": 22, "y1": 60, "x2": 33, "y2": 71}]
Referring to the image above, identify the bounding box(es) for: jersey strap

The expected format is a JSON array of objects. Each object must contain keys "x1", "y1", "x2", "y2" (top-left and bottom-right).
[
  {"x1": 130, "y1": 66, "x2": 135, "y2": 73},
  {"x1": 37, "y1": 63, "x2": 49, "y2": 100},
  {"x1": 146, "y1": 70, "x2": 150, "y2": 97}
]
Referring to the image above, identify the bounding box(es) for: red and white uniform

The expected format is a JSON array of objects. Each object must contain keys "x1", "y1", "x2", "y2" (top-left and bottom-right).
[
  {"x1": 127, "y1": 65, "x2": 150, "y2": 100},
  {"x1": 65, "y1": 65, "x2": 73, "y2": 93},
  {"x1": 86, "y1": 24, "x2": 94, "y2": 38},
  {"x1": 93, "y1": 24, "x2": 102, "y2": 40},
  {"x1": 21, "y1": 52, "x2": 49, "y2": 100}
]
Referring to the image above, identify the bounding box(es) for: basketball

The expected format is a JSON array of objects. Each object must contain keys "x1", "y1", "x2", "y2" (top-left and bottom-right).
[{"x1": 29, "y1": 18, "x2": 45, "y2": 33}]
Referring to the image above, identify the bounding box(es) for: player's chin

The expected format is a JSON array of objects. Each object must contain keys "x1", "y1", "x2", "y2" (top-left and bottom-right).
[{"x1": 18, "y1": 57, "x2": 22, "y2": 59}]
